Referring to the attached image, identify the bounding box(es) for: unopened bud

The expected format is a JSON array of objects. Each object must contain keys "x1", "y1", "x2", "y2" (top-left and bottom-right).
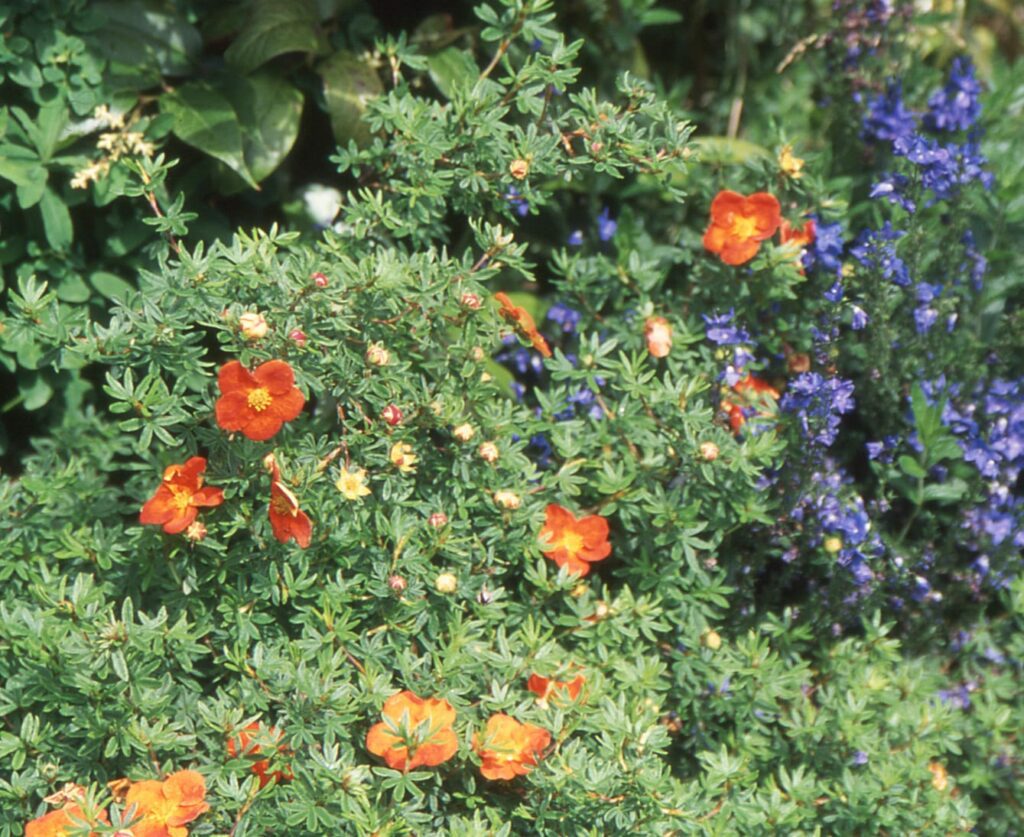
[
  {"x1": 382, "y1": 404, "x2": 403, "y2": 426},
  {"x1": 453, "y1": 423, "x2": 476, "y2": 443},
  {"x1": 185, "y1": 521, "x2": 207, "y2": 542},
  {"x1": 239, "y1": 312, "x2": 269, "y2": 340},
  {"x1": 428, "y1": 512, "x2": 448, "y2": 528},
  {"x1": 699, "y1": 442, "x2": 719, "y2": 462},
  {"x1": 493, "y1": 490, "x2": 521, "y2": 510},
  {"x1": 788, "y1": 352, "x2": 811, "y2": 374},
  {"x1": 311, "y1": 271, "x2": 329, "y2": 287},
  {"x1": 703, "y1": 630, "x2": 722, "y2": 651},
  {"x1": 288, "y1": 328, "x2": 307, "y2": 347},
  {"x1": 509, "y1": 158, "x2": 529, "y2": 179},
  {"x1": 478, "y1": 441, "x2": 499, "y2": 463},
  {"x1": 470, "y1": 346, "x2": 485, "y2": 362},
  {"x1": 365, "y1": 342, "x2": 390, "y2": 366},
  {"x1": 476, "y1": 586, "x2": 494, "y2": 605},
  {"x1": 461, "y1": 292, "x2": 482, "y2": 310},
  {"x1": 823, "y1": 536, "x2": 843, "y2": 554},
  {"x1": 435, "y1": 572, "x2": 458, "y2": 593},
  {"x1": 388, "y1": 574, "x2": 407, "y2": 593}
]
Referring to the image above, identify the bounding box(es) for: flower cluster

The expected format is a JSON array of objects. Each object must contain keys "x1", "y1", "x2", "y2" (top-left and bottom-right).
[
  {"x1": 365, "y1": 689, "x2": 553, "y2": 781},
  {"x1": 25, "y1": 771, "x2": 208, "y2": 837},
  {"x1": 780, "y1": 371, "x2": 856, "y2": 448}
]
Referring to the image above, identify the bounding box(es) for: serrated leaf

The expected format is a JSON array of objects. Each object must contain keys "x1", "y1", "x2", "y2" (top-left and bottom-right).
[
  {"x1": 320, "y1": 51, "x2": 384, "y2": 148},
  {"x1": 225, "y1": 0, "x2": 320, "y2": 75},
  {"x1": 160, "y1": 82, "x2": 259, "y2": 189},
  {"x1": 221, "y1": 73, "x2": 304, "y2": 182},
  {"x1": 88, "y1": 1, "x2": 201, "y2": 75}
]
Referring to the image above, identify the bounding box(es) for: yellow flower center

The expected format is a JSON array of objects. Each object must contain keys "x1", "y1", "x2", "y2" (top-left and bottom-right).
[
  {"x1": 247, "y1": 387, "x2": 273, "y2": 412},
  {"x1": 169, "y1": 485, "x2": 193, "y2": 512},
  {"x1": 730, "y1": 214, "x2": 758, "y2": 239},
  {"x1": 560, "y1": 530, "x2": 584, "y2": 555}
]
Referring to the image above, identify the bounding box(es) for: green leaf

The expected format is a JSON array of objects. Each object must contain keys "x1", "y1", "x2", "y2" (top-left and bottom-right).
[
  {"x1": 427, "y1": 47, "x2": 480, "y2": 100},
  {"x1": 897, "y1": 455, "x2": 927, "y2": 480},
  {"x1": 0, "y1": 145, "x2": 47, "y2": 208},
  {"x1": 921, "y1": 479, "x2": 968, "y2": 504},
  {"x1": 225, "y1": 0, "x2": 321, "y2": 75},
  {"x1": 19, "y1": 373, "x2": 53, "y2": 411},
  {"x1": 691, "y1": 136, "x2": 773, "y2": 165},
  {"x1": 90, "y1": 270, "x2": 134, "y2": 302},
  {"x1": 89, "y1": 1, "x2": 201, "y2": 75},
  {"x1": 320, "y1": 51, "x2": 384, "y2": 148},
  {"x1": 160, "y1": 82, "x2": 259, "y2": 190},
  {"x1": 221, "y1": 73, "x2": 304, "y2": 182},
  {"x1": 38, "y1": 188, "x2": 73, "y2": 250}
]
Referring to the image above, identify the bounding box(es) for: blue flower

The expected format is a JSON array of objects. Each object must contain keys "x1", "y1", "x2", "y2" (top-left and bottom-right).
[
  {"x1": 861, "y1": 83, "x2": 918, "y2": 144},
  {"x1": 546, "y1": 301, "x2": 582, "y2": 334},
  {"x1": 803, "y1": 217, "x2": 845, "y2": 274},
  {"x1": 702, "y1": 309, "x2": 751, "y2": 345},
  {"x1": 567, "y1": 229, "x2": 584, "y2": 247},
  {"x1": 924, "y1": 57, "x2": 983, "y2": 133},
  {"x1": 597, "y1": 206, "x2": 617, "y2": 242},
  {"x1": 850, "y1": 305, "x2": 869, "y2": 330}
]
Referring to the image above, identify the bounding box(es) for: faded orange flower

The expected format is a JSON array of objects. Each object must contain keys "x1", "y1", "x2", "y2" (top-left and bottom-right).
[
  {"x1": 123, "y1": 770, "x2": 208, "y2": 837},
  {"x1": 265, "y1": 456, "x2": 312, "y2": 548},
  {"x1": 25, "y1": 803, "x2": 108, "y2": 837},
  {"x1": 366, "y1": 690, "x2": 458, "y2": 772},
  {"x1": 703, "y1": 190, "x2": 781, "y2": 266},
  {"x1": 494, "y1": 292, "x2": 552, "y2": 358},
  {"x1": 527, "y1": 672, "x2": 586, "y2": 707},
  {"x1": 539, "y1": 503, "x2": 611, "y2": 577},
  {"x1": 214, "y1": 359, "x2": 305, "y2": 442},
  {"x1": 722, "y1": 374, "x2": 780, "y2": 434},
  {"x1": 227, "y1": 722, "x2": 293, "y2": 789},
  {"x1": 139, "y1": 457, "x2": 224, "y2": 535},
  {"x1": 473, "y1": 714, "x2": 551, "y2": 780}
]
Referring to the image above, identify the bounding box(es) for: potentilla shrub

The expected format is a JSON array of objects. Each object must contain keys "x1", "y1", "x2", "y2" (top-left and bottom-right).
[{"x1": 1, "y1": 0, "x2": 1020, "y2": 834}]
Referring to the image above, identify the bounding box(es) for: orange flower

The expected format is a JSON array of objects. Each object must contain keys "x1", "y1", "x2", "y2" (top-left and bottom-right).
[
  {"x1": 473, "y1": 714, "x2": 551, "y2": 781},
  {"x1": 227, "y1": 722, "x2": 293, "y2": 789},
  {"x1": 26, "y1": 804, "x2": 108, "y2": 837},
  {"x1": 779, "y1": 218, "x2": 816, "y2": 249},
  {"x1": 494, "y1": 292, "x2": 552, "y2": 358},
  {"x1": 214, "y1": 359, "x2": 305, "y2": 442},
  {"x1": 265, "y1": 457, "x2": 312, "y2": 548},
  {"x1": 123, "y1": 770, "x2": 208, "y2": 837},
  {"x1": 722, "y1": 374, "x2": 780, "y2": 434},
  {"x1": 139, "y1": 457, "x2": 224, "y2": 535},
  {"x1": 644, "y1": 316, "x2": 672, "y2": 358},
  {"x1": 539, "y1": 503, "x2": 611, "y2": 577},
  {"x1": 703, "y1": 190, "x2": 781, "y2": 266},
  {"x1": 527, "y1": 673, "x2": 585, "y2": 707},
  {"x1": 366, "y1": 690, "x2": 458, "y2": 772}
]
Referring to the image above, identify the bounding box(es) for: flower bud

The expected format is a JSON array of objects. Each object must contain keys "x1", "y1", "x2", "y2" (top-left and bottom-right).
[
  {"x1": 435, "y1": 572, "x2": 458, "y2": 593},
  {"x1": 509, "y1": 158, "x2": 529, "y2": 179},
  {"x1": 185, "y1": 521, "x2": 207, "y2": 542},
  {"x1": 365, "y1": 342, "x2": 390, "y2": 367},
  {"x1": 493, "y1": 490, "x2": 521, "y2": 510},
  {"x1": 476, "y1": 586, "x2": 494, "y2": 605},
  {"x1": 644, "y1": 316, "x2": 672, "y2": 358},
  {"x1": 388, "y1": 574, "x2": 407, "y2": 593},
  {"x1": 428, "y1": 512, "x2": 448, "y2": 528},
  {"x1": 311, "y1": 271, "x2": 329, "y2": 287},
  {"x1": 453, "y1": 423, "x2": 476, "y2": 443},
  {"x1": 703, "y1": 630, "x2": 722, "y2": 651},
  {"x1": 381, "y1": 404, "x2": 403, "y2": 426},
  {"x1": 787, "y1": 352, "x2": 811, "y2": 374},
  {"x1": 288, "y1": 328, "x2": 307, "y2": 347},
  {"x1": 470, "y1": 346, "x2": 485, "y2": 362},
  {"x1": 592, "y1": 601, "x2": 610, "y2": 620},
  {"x1": 478, "y1": 441, "x2": 499, "y2": 463},
  {"x1": 239, "y1": 312, "x2": 269, "y2": 340},
  {"x1": 699, "y1": 442, "x2": 720, "y2": 462},
  {"x1": 823, "y1": 536, "x2": 843, "y2": 554},
  {"x1": 460, "y1": 292, "x2": 482, "y2": 310},
  {"x1": 480, "y1": 372, "x2": 493, "y2": 383}
]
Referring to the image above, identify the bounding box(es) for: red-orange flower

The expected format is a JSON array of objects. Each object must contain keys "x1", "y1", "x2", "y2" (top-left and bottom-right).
[
  {"x1": 366, "y1": 690, "x2": 458, "y2": 772},
  {"x1": 139, "y1": 457, "x2": 224, "y2": 535},
  {"x1": 527, "y1": 673, "x2": 586, "y2": 707},
  {"x1": 227, "y1": 722, "x2": 293, "y2": 788},
  {"x1": 494, "y1": 292, "x2": 552, "y2": 358},
  {"x1": 215, "y1": 359, "x2": 305, "y2": 442},
  {"x1": 722, "y1": 374, "x2": 780, "y2": 434},
  {"x1": 703, "y1": 190, "x2": 781, "y2": 266},
  {"x1": 123, "y1": 770, "x2": 208, "y2": 837},
  {"x1": 265, "y1": 457, "x2": 312, "y2": 548},
  {"x1": 25, "y1": 804, "x2": 108, "y2": 837},
  {"x1": 473, "y1": 714, "x2": 551, "y2": 781},
  {"x1": 780, "y1": 218, "x2": 816, "y2": 250},
  {"x1": 539, "y1": 504, "x2": 611, "y2": 577}
]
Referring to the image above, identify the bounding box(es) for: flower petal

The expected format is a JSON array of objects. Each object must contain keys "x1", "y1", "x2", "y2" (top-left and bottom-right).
[
  {"x1": 215, "y1": 390, "x2": 253, "y2": 432},
  {"x1": 268, "y1": 387, "x2": 305, "y2": 423},
  {"x1": 253, "y1": 359, "x2": 296, "y2": 395},
  {"x1": 218, "y1": 360, "x2": 255, "y2": 395},
  {"x1": 241, "y1": 412, "x2": 285, "y2": 442}
]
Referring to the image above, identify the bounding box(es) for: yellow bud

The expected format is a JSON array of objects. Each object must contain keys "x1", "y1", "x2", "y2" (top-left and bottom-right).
[
  {"x1": 435, "y1": 572, "x2": 458, "y2": 593},
  {"x1": 703, "y1": 630, "x2": 722, "y2": 651}
]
